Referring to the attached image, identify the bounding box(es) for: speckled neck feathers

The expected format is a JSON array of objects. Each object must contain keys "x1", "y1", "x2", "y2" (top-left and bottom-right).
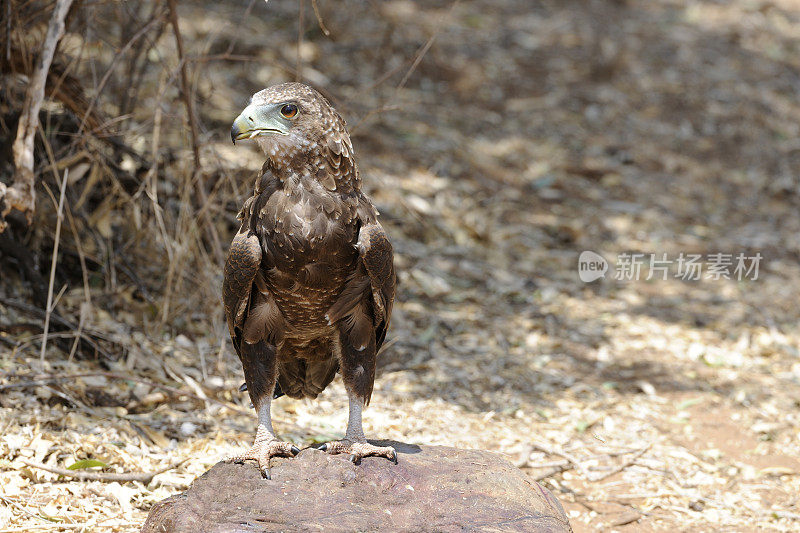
[{"x1": 250, "y1": 83, "x2": 362, "y2": 193}]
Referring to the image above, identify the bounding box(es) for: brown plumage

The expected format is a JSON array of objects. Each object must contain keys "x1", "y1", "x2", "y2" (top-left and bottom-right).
[{"x1": 224, "y1": 83, "x2": 397, "y2": 476}]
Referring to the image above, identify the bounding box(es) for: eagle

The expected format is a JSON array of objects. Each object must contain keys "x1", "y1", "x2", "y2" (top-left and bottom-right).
[{"x1": 224, "y1": 83, "x2": 397, "y2": 477}]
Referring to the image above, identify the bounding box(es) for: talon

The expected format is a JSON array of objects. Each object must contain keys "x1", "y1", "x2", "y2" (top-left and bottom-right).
[
  {"x1": 321, "y1": 440, "x2": 397, "y2": 464},
  {"x1": 227, "y1": 438, "x2": 299, "y2": 478},
  {"x1": 239, "y1": 382, "x2": 248, "y2": 392}
]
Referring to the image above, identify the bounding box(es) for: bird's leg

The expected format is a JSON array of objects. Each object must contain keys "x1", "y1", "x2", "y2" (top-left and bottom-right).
[
  {"x1": 321, "y1": 391, "x2": 397, "y2": 464},
  {"x1": 228, "y1": 395, "x2": 299, "y2": 479}
]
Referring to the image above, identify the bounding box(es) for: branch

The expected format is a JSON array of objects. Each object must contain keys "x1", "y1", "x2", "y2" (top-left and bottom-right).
[
  {"x1": 20, "y1": 459, "x2": 186, "y2": 484},
  {"x1": 0, "y1": 297, "x2": 117, "y2": 360},
  {"x1": 396, "y1": 0, "x2": 459, "y2": 90},
  {"x1": 311, "y1": 0, "x2": 331, "y2": 36},
  {"x1": 588, "y1": 444, "x2": 651, "y2": 482},
  {"x1": 530, "y1": 439, "x2": 587, "y2": 477},
  {"x1": 0, "y1": 370, "x2": 252, "y2": 416},
  {"x1": 40, "y1": 169, "x2": 69, "y2": 363},
  {"x1": 165, "y1": 0, "x2": 200, "y2": 173},
  {"x1": 0, "y1": 371, "x2": 315, "y2": 435},
  {"x1": 2, "y1": 0, "x2": 74, "y2": 232},
  {"x1": 166, "y1": 0, "x2": 224, "y2": 264}
]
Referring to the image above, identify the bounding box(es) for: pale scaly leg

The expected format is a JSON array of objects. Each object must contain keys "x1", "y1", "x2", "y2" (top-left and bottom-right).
[
  {"x1": 228, "y1": 398, "x2": 299, "y2": 478},
  {"x1": 321, "y1": 392, "x2": 397, "y2": 464}
]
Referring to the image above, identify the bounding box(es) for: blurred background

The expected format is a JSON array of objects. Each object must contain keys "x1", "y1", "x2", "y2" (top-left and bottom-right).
[{"x1": 1, "y1": 0, "x2": 800, "y2": 530}]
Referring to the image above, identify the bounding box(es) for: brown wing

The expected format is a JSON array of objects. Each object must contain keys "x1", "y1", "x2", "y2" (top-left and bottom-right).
[
  {"x1": 224, "y1": 223, "x2": 289, "y2": 404},
  {"x1": 224, "y1": 165, "x2": 287, "y2": 356},
  {"x1": 223, "y1": 227, "x2": 286, "y2": 353},
  {"x1": 326, "y1": 220, "x2": 395, "y2": 349},
  {"x1": 326, "y1": 219, "x2": 395, "y2": 405},
  {"x1": 354, "y1": 221, "x2": 395, "y2": 350},
  {"x1": 222, "y1": 228, "x2": 262, "y2": 354}
]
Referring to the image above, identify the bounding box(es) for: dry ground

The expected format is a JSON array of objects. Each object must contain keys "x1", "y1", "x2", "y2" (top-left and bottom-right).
[{"x1": 2, "y1": 0, "x2": 800, "y2": 531}]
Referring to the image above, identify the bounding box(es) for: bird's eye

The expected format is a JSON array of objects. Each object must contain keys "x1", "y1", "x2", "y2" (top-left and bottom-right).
[{"x1": 280, "y1": 104, "x2": 298, "y2": 119}]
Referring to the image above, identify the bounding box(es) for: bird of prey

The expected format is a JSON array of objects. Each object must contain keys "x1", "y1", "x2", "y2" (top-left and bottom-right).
[{"x1": 224, "y1": 83, "x2": 397, "y2": 477}]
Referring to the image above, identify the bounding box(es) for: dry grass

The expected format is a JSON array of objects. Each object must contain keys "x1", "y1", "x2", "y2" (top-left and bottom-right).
[{"x1": 2, "y1": 0, "x2": 800, "y2": 531}]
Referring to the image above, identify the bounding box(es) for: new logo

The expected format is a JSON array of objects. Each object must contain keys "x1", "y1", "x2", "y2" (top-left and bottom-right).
[{"x1": 578, "y1": 251, "x2": 608, "y2": 282}]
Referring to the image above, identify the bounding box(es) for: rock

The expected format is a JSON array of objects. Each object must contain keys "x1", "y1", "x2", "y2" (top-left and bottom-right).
[{"x1": 142, "y1": 441, "x2": 572, "y2": 533}]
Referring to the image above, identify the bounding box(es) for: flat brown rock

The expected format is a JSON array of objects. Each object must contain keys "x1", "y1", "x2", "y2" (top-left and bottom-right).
[{"x1": 141, "y1": 441, "x2": 571, "y2": 533}]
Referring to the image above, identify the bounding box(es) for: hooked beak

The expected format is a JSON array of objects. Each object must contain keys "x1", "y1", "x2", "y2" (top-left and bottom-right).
[{"x1": 231, "y1": 103, "x2": 287, "y2": 144}]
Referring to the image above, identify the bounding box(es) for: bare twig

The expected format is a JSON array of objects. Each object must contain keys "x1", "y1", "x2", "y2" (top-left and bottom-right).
[
  {"x1": 589, "y1": 444, "x2": 651, "y2": 482},
  {"x1": 0, "y1": 297, "x2": 116, "y2": 359},
  {"x1": 19, "y1": 459, "x2": 186, "y2": 484},
  {"x1": 39, "y1": 168, "x2": 69, "y2": 364},
  {"x1": 533, "y1": 462, "x2": 576, "y2": 481},
  {"x1": 189, "y1": 53, "x2": 259, "y2": 63},
  {"x1": 0, "y1": 495, "x2": 47, "y2": 523},
  {"x1": 76, "y1": 9, "x2": 163, "y2": 136},
  {"x1": 0, "y1": 523, "x2": 137, "y2": 532},
  {"x1": 2, "y1": 0, "x2": 74, "y2": 231},
  {"x1": 530, "y1": 439, "x2": 587, "y2": 477},
  {"x1": 166, "y1": 0, "x2": 224, "y2": 265},
  {"x1": 527, "y1": 445, "x2": 652, "y2": 482},
  {"x1": 350, "y1": 105, "x2": 401, "y2": 135},
  {"x1": 311, "y1": 0, "x2": 331, "y2": 36},
  {"x1": 397, "y1": 0, "x2": 459, "y2": 90},
  {"x1": 4, "y1": 0, "x2": 10, "y2": 63},
  {"x1": 0, "y1": 371, "x2": 314, "y2": 436},
  {"x1": 213, "y1": 0, "x2": 259, "y2": 60},
  {"x1": 396, "y1": 32, "x2": 436, "y2": 90},
  {"x1": 121, "y1": 2, "x2": 168, "y2": 117},
  {"x1": 63, "y1": 204, "x2": 91, "y2": 362},
  {"x1": 36, "y1": 139, "x2": 93, "y2": 349},
  {"x1": 166, "y1": 0, "x2": 200, "y2": 174},
  {"x1": 349, "y1": 2, "x2": 457, "y2": 138},
  {"x1": 0, "y1": 371, "x2": 252, "y2": 417},
  {"x1": 138, "y1": 70, "x2": 174, "y2": 265},
  {"x1": 297, "y1": 0, "x2": 304, "y2": 80}
]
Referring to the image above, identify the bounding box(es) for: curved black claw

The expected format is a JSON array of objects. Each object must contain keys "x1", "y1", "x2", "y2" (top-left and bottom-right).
[
  {"x1": 351, "y1": 454, "x2": 361, "y2": 465},
  {"x1": 390, "y1": 449, "x2": 398, "y2": 465},
  {"x1": 319, "y1": 443, "x2": 328, "y2": 452},
  {"x1": 239, "y1": 382, "x2": 248, "y2": 392},
  {"x1": 291, "y1": 445, "x2": 300, "y2": 456}
]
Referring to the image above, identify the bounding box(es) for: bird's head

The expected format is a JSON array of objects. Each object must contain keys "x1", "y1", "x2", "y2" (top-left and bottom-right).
[{"x1": 231, "y1": 82, "x2": 347, "y2": 164}]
